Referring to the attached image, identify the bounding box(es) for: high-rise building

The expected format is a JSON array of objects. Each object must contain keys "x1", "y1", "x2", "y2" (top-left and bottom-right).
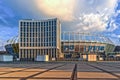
[{"x1": 19, "y1": 18, "x2": 61, "y2": 61}]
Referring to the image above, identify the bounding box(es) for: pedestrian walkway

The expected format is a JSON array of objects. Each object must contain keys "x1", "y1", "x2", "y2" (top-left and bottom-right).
[{"x1": 0, "y1": 62, "x2": 120, "y2": 80}]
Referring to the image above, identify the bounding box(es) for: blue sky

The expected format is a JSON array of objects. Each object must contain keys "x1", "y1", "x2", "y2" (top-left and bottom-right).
[{"x1": 0, "y1": 0, "x2": 120, "y2": 49}]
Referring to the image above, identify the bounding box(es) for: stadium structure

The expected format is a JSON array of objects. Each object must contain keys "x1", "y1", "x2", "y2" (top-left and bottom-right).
[
  {"x1": 61, "y1": 32, "x2": 115, "y2": 61},
  {"x1": 5, "y1": 36, "x2": 19, "y2": 59}
]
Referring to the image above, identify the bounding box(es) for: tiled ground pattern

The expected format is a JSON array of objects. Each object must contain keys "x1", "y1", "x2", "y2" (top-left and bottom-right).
[{"x1": 0, "y1": 62, "x2": 120, "y2": 80}]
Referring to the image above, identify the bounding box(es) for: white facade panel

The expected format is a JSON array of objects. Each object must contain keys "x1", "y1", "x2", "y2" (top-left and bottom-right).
[
  {"x1": 35, "y1": 55, "x2": 49, "y2": 61},
  {"x1": 0, "y1": 55, "x2": 13, "y2": 61}
]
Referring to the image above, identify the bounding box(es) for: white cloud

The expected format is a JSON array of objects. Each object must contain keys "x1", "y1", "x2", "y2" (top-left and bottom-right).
[
  {"x1": 35, "y1": 0, "x2": 76, "y2": 21},
  {"x1": 75, "y1": 0, "x2": 119, "y2": 32},
  {"x1": 34, "y1": 0, "x2": 119, "y2": 32},
  {"x1": 107, "y1": 21, "x2": 118, "y2": 32},
  {"x1": 110, "y1": 33, "x2": 120, "y2": 38},
  {"x1": 76, "y1": 13, "x2": 108, "y2": 32}
]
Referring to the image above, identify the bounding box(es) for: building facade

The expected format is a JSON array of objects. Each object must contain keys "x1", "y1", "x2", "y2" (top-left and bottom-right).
[
  {"x1": 19, "y1": 18, "x2": 61, "y2": 60},
  {"x1": 61, "y1": 32, "x2": 115, "y2": 59}
]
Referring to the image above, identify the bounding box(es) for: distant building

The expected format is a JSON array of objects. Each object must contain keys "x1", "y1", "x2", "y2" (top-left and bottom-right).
[{"x1": 19, "y1": 18, "x2": 61, "y2": 60}]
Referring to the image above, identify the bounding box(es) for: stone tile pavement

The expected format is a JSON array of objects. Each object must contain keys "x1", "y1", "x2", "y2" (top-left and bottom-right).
[{"x1": 0, "y1": 62, "x2": 120, "y2": 80}]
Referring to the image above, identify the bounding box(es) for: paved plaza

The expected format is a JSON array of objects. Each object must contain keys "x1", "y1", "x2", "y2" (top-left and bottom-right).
[{"x1": 0, "y1": 61, "x2": 120, "y2": 80}]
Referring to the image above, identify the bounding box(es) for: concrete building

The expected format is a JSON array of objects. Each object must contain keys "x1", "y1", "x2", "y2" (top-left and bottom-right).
[{"x1": 19, "y1": 18, "x2": 61, "y2": 61}]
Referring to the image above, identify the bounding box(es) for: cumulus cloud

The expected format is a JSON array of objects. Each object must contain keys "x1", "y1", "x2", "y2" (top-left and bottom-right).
[
  {"x1": 34, "y1": 0, "x2": 76, "y2": 21},
  {"x1": 75, "y1": 0, "x2": 119, "y2": 32},
  {"x1": 34, "y1": 0, "x2": 119, "y2": 32},
  {"x1": 106, "y1": 33, "x2": 120, "y2": 38},
  {"x1": 107, "y1": 10, "x2": 120, "y2": 32},
  {"x1": 76, "y1": 13, "x2": 108, "y2": 32}
]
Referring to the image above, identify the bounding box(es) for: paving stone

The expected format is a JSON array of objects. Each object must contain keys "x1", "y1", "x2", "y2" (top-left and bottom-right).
[
  {"x1": 0, "y1": 72, "x2": 39, "y2": 77},
  {"x1": 34, "y1": 71, "x2": 72, "y2": 78},
  {"x1": 77, "y1": 72, "x2": 118, "y2": 79}
]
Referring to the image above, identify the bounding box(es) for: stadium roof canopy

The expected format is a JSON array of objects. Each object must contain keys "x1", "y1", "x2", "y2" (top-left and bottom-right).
[
  {"x1": 6, "y1": 36, "x2": 19, "y2": 44},
  {"x1": 61, "y1": 32, "x2": 114, "y2": 44}
]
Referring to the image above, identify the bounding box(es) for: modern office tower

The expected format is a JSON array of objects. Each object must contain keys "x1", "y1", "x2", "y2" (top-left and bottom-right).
[{"x1": 19, "y1": 18, "x2": 61, "y2": 60}]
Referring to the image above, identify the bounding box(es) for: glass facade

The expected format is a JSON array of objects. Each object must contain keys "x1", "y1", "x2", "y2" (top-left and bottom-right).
[
  {"x1": 63, "y1": 45, "x2": 105, "y2": 52},
  {"x1": 19, "y1": 18, "x2": 61, "y2": 60},
  {"x1": 62, "y1": 42, "x2": 106, "y2": 58},
  {"x1": 61, "y1": 32, "x2": 115, "y2": 58}
]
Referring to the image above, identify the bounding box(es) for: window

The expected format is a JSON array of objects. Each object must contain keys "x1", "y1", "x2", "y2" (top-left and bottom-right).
[
  {"x1": 52, "y1": 21, "x2": 54, "y2": 25},
  {"x1": 24, "y1": 22, "x2": 26, "y2": 26},
  {"x1": 49, "y1": 21, "x2": 51, "y2": 26},
  {"x1": 54, "y1": 20, "x2": 56, "y2": 25},
  {"x1": 100, "y1": 46, "x2": 104, "y2": 50},
  {"x1": 49, "y1": 43, "x2": 51, "y2": 46},
  {"x1": 41, "y1": 27, "x2": 43, "y2": 31},
  {"x1": 44, "y1": 22, "x2": 46, "y2": 26},
  {"x1": 35, "y1": 22, "x2": 37, "y2": 26},
  {"x1": 46, "y1": 22, "x2": 48, "y2": 26},
  {"x1": 27, "y1": 22, "x2": 29, "y2": 26},
  {"x1": 41, "y1": 22, "x2": 43, "y2": 26},
  {"x1": 20, "y1": 22, "x2": 23, "y2": 26},
  {"x1": 53, "y1": 42, "x2": 56, "y2": 46},
  {"x1": 33, "y1": 22, "x2": 35, "y2": 26},
  {"x1": 38, "y1": 22, "x2": 40, "y2": 26},
  {"x1": 30, "y1": 22, "x2": 32, "y2": 27}
]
